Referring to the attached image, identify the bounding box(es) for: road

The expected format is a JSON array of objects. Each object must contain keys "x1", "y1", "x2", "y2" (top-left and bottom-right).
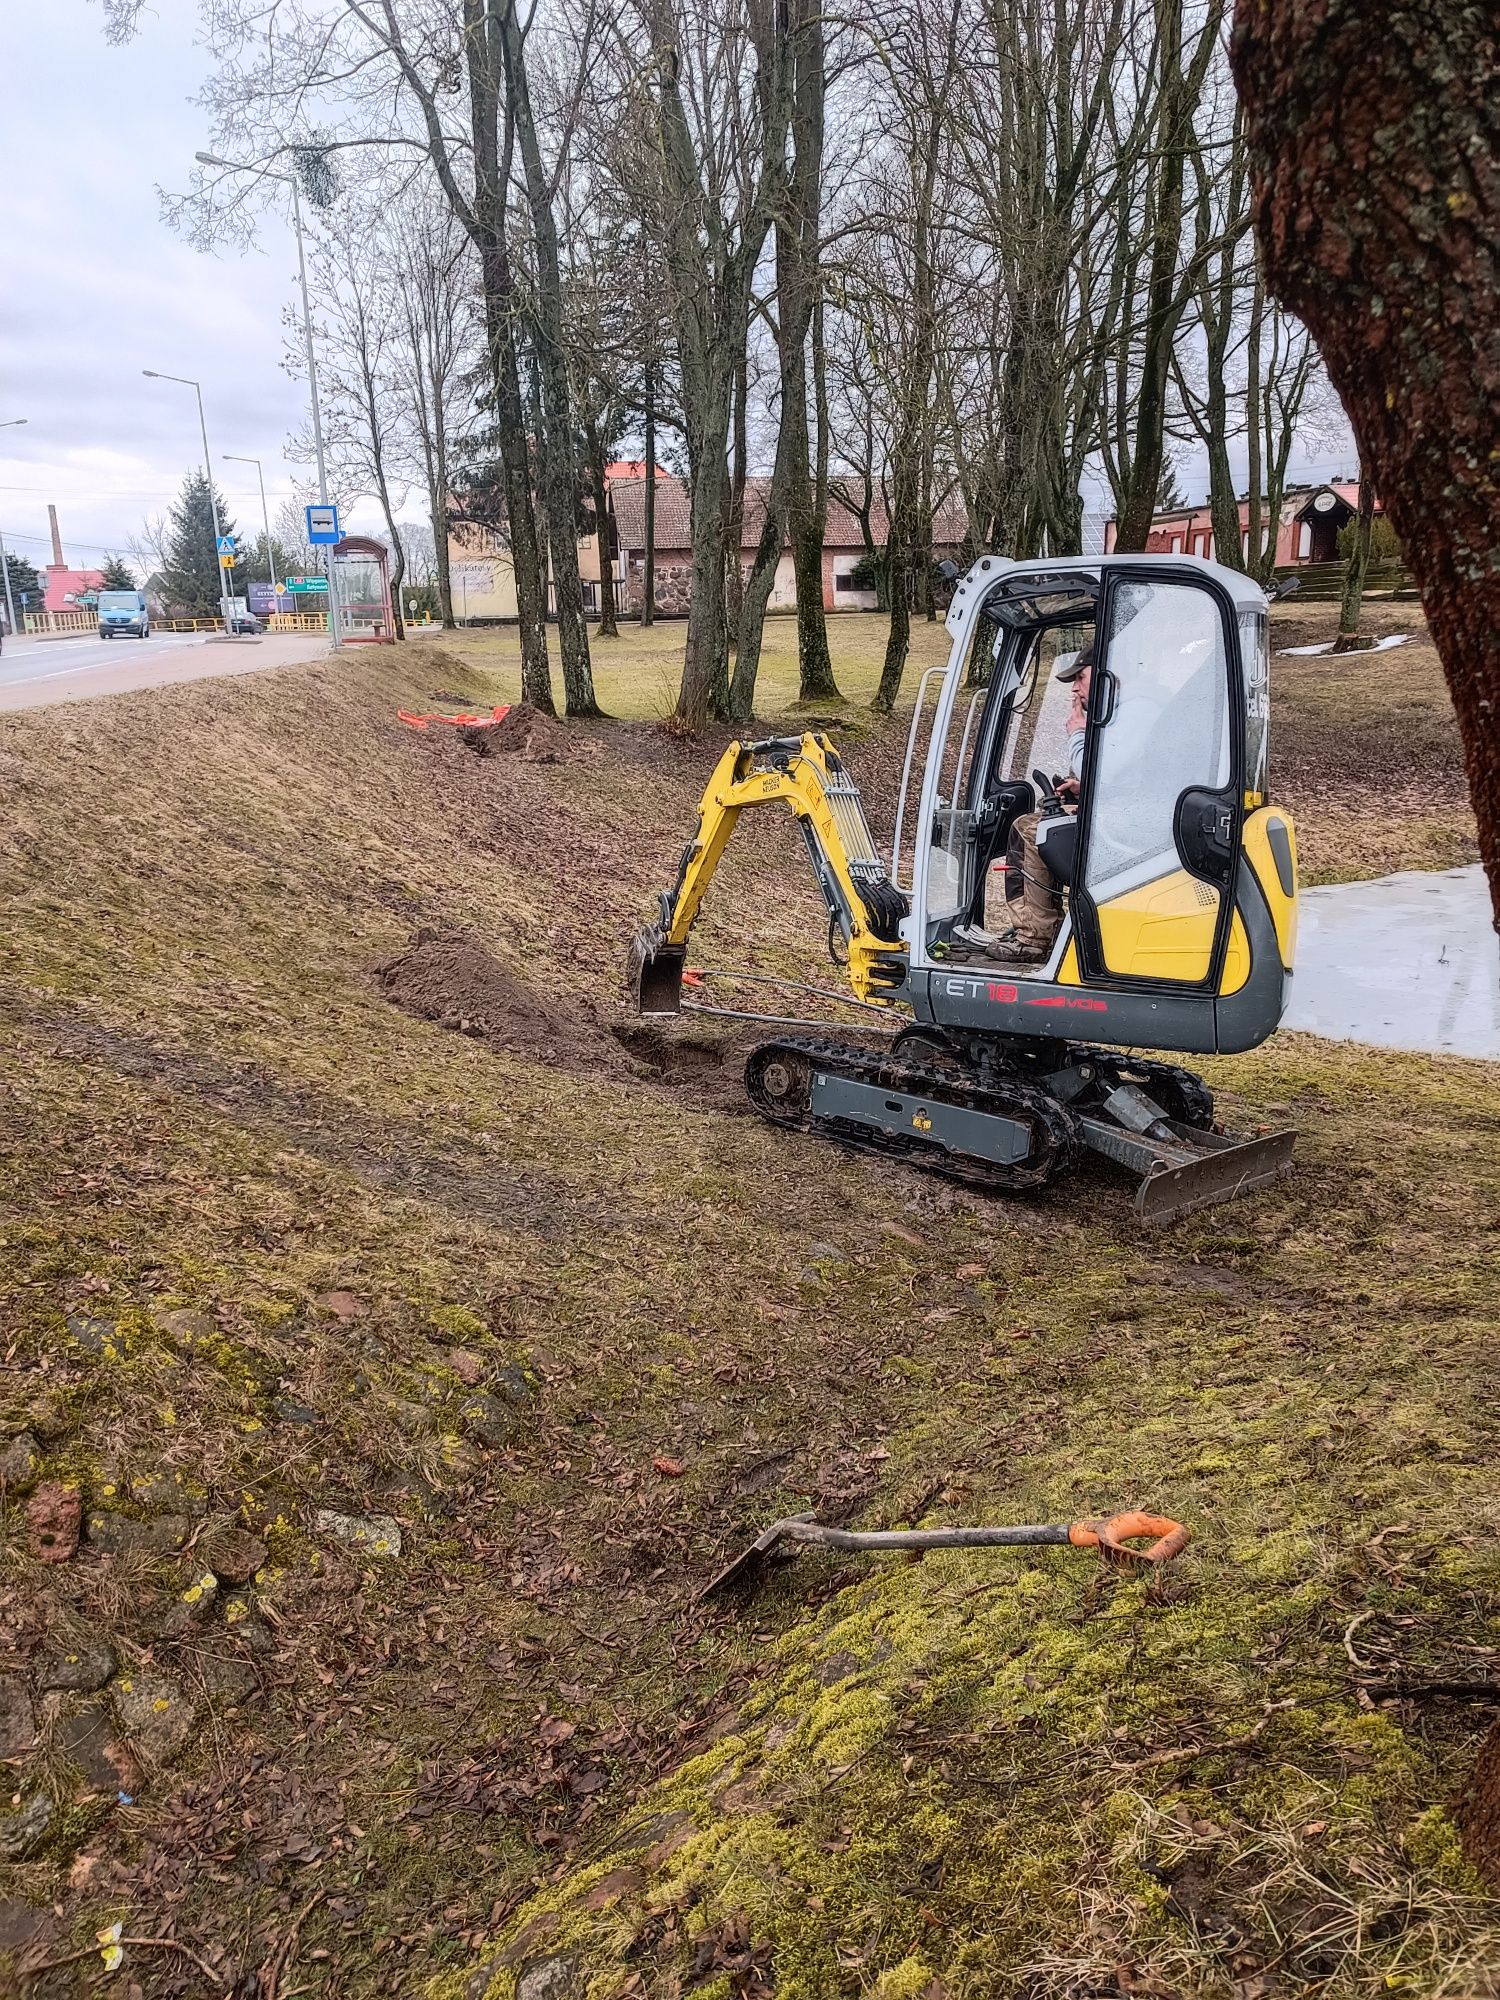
[{"x1": 0, "y1": 630, "x2": 332, "y2": 710}]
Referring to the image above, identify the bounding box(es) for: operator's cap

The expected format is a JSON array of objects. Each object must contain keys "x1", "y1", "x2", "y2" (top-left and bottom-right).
[{"x1": 1055, "y1": 641, "x2": 1095, "y2": 684}]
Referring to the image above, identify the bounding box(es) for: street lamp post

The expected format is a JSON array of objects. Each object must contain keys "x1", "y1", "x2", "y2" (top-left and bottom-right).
[
  {"x1": 0, "y1": 418, "x2": 27, "y2": 637},
  {"x1": 225, "y1": 454, "x2": 277, "y2": 610},
  {"x1": 143, "y1": 371, "x2": 231, "y2": 635},
  {"x1": 195, "y1": 152, "x2": 342, "y2": 646}
]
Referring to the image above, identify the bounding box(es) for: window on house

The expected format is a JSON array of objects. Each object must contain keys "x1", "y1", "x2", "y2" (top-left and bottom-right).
[{"x1": 834, "y1": 572, "x2": 859, "y2": 593}]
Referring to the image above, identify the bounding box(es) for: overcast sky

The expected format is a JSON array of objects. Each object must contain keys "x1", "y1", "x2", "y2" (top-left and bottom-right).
[
  {"x1": 2, "y1": 2, "x2": 1355, "y2": 575},
  {"x1": 0, "y1": 0, "x2": 390, "y2": 571}
]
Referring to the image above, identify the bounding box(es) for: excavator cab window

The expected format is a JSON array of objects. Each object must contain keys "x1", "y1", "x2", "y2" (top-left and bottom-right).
[{"x1": 921, "y1": 581, "x2": 1097, "y2": 955}]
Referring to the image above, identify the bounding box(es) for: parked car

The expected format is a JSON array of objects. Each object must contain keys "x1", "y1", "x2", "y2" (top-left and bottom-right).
[
  {"x1": 228, "y1": 610, "x2": 262, "y2": 635},
  {"x1": 98, "y1": 589, "x2": 151, "y2": 639}
]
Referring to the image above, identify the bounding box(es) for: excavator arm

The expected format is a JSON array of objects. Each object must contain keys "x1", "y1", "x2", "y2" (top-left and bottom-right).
[{"x1": 628, "y1": 733, "x2": 910, "y2": 1014}]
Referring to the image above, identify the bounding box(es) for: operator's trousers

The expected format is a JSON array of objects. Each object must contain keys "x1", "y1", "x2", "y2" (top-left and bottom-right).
[{"x1": 1004, "y1": 812, "x2": 1064, "y2": 952}]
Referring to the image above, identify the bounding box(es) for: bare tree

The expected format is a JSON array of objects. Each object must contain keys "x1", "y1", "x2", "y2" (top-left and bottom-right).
[{"x1": 392, "y1": 194, "x2": 472, "y2": 631}]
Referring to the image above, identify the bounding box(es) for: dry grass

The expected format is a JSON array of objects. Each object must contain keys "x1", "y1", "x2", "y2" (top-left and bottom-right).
[{"x1": 0, "y1": 636, "x2": 1495, "y2": 1998}]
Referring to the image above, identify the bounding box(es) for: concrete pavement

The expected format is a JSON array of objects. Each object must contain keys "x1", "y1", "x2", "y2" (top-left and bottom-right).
[
  {"x1": 0, "y1": 630, "x2": 332, "y2": 710},
  {"x1": 1286, "y1": 864, "x2": 1500, "y2": 1061}
]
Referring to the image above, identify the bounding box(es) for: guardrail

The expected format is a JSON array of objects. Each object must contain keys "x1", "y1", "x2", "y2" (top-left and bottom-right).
[
  {"x1": 267, "y1": 613, "x2": 330, "y2": 633},
  {"x1": 160, "y1": 618, "x2": 225, "y2": 633},
  {"x1": 24, "y1": 610, "x2": 97, "y2": 635}
]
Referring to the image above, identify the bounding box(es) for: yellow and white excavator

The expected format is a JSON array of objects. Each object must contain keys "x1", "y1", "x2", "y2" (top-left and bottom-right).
[{"x1": 629, "y1": 554, "x2": 1299, "y2": 1223}]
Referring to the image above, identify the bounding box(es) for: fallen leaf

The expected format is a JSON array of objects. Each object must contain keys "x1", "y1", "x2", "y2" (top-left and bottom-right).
[
  {"x1": 321, "y1": 1290, "x2": 367, "y2": 1321},
  {"x1": 652, "y1": 1455, "x2": 687, "y2": 1477},
  {"x1": 956, "y1": 1263, "x2": 987, "y2": 1280},
  {"x1": 538, "y1": 1716, "x2": 576, "y2": 1747},
  {"x1": 448, "y1": 1348, "x2": 484, "y2": 1387}
]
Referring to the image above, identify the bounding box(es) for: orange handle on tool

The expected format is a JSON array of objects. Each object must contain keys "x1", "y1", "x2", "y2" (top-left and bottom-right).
[{"x1": 1068, "y1": 1511, "x2": 1191, "y2": 1565}]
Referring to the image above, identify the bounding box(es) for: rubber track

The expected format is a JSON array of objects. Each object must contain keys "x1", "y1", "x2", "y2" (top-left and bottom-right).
[
  {"x1": 1068, "y1": 1048, "x2": 1216, "y2": 1130},
  {"x1": 744, "y1": 1035, "x2": 1082, "y2": 1195}
]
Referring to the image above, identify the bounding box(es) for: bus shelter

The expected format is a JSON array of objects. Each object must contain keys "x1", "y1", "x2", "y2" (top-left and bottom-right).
[{"x1": 330, "y1": 536, "x2": 396, "y2": 644}]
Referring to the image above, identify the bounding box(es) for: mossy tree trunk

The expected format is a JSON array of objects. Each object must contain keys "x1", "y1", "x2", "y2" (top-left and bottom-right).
[{"x1": 1231, "y1": 0, "x2": 1500, "y2": 927}]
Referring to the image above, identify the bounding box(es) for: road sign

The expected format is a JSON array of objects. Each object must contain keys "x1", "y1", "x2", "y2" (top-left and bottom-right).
[
  {"x1": 286, "y1": 576, "x2": 329, "y2": 594},
  {"x1": 305, "y1": 504, "x2": 340, "y2": 546},
  {"x1": 274, "y1": 583, "x2": 288, "y2": 596},
  {"x1": 219, "y1": 554, "x2": 236, "y2": 569},
  {"x1": 216, "y1": 535, "x2": 236, "y2": 555}
]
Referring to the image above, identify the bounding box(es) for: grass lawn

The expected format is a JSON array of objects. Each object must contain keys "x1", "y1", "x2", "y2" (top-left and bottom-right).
[{"x1": 0, "y1": 622, "x2": 1495, "y2": 1997}]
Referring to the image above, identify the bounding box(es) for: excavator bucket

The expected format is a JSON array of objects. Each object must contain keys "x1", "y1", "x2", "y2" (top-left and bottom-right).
[
  {"x1": 1078, "y1": 1116, "x2": 1296, "y2": 1227},
  {"x1": 627, "y1": 925, "x2": 686, "y2": 1017}
]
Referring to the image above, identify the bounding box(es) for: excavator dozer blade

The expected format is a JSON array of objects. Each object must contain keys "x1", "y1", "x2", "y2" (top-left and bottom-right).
[
  {"x1": 627, "y1": 925, "x2": 687, "y2": 1017},
  {"x1": 1079, "y1": 1117, "x2": 1296, "y2": 1227}
]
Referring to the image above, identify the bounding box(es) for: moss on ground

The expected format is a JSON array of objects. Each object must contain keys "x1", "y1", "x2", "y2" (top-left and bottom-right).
[{"x1": 0, "y1": 636, "x2": 1495, "y2": 1997}]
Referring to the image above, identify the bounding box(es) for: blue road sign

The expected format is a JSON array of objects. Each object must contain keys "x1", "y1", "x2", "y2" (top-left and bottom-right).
[
  {"x1": 306, "y1": 504, "x2": 340, "y2": 546},
  {"x1": 216, "y1": 535, "x2": 236, "y2": 554}
]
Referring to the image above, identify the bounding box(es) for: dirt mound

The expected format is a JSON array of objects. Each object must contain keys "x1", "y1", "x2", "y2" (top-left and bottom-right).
[
  {"x1": 459, "y1": 702, "x2": 579, "y2": 763},
  {"x1": 374, "y1": 927, "x2": 588, "y2": 1062}
]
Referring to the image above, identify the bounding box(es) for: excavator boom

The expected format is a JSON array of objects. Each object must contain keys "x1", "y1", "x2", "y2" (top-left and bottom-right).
[{"x1": 628, "y1": 733, "x2": 909, "y2": 1014}]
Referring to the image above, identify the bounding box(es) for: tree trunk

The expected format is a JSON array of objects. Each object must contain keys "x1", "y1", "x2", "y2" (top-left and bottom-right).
[
  {"x1": 585, "y1": 417, "x2": 619, "y2": 640},
  {"x1": 641, "y1": 373, "x2": 656, "y2": 626},
  {"x1": 463, "y1": 0, "x2": 552, "y2": 712},
  {"x1": 1333, "y1": 469, "x2": 1376, "y2": 652},
  {"x1": 1112, "y1": 0, "x2": 1224, "y2": 552},
  {"x1": 1455, "y1": 1719, "x2": 1500, "y2": 1891},
  {"x1": 1232, "y1": 0, "x2": 1500, "y2": 924},
  {"x1": 779, "y1": 0, "x2": 840, "y2": 706},
  {"x1": 679, "y1": 446, "x2": 733, "y2": 729},
  {"x1": 729, "y1": 426, "x2": 793, "y2": 721},
  {"x1": 724, "y1": 345, "x2": 749, "y2": 644},
  {"x1": 497, "y1": 0, "x2": 599, "y2": 717}
]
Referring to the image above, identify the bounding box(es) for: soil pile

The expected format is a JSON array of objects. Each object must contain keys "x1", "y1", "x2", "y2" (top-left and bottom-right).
[
  {"x1": 374, "y1": 926, "x2": 588, "y2": 1063},
  {"x1": 459, "y1": 702, "x2": 579, "y2": 763}
]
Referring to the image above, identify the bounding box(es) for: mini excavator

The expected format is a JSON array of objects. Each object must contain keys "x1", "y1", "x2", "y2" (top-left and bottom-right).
[{"x1": 629, "y1": 554, "x2": 1300, "y2": 1223}]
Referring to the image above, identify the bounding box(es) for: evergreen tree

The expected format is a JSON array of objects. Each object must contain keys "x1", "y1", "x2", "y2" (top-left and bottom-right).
[
  {"x1": 240, "y1": 532, "x2": 299, "y2": 588},
  {"x1": 100, "y1": 554, "x2": 137, "y2": 590},
  {"x1": 161, "y1": 472, "x2": 236, "y2": 615},
  {"x1": 2, "y1": 546, "x2": 42, "y2": 626},
  {"x1": 1155, "y1": 456, "x2": 1185, "y2": 512}
]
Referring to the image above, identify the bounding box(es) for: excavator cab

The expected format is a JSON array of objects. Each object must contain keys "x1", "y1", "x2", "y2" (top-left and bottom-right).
[
  {"x1": 901, "y1": 556, "x2": 1296, "y2": 1056},
  {"x1": 629, "y1": 554, "x2": 1299, "y2": 1222}
]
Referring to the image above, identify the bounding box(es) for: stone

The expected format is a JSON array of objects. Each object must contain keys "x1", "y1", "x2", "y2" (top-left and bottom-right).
[
  {"x1": 222, "y1": 1595, "x2": 276, "y2": 1655},
  {"x1": 129, "y1": 1469, "x2": 208, "y2": 1517},
  {"x1": 152, "y1": 1305, "x2": 218, "y2": 1345},
  {"x1": 0, "y1": 1895, "x2": 52, "y2": 1960},
  {"x1": 65, "y1": 1314, "x2": 116, "y2": 1355},
  {"x1": 492, "y1": 1361, "x2": 537, "y2": 1405},
  {"x1": 56, "y1": 1702, "x2": 136, "y2": 1797},
  {"x1": 457, "y1": 1392, "x2": 518, "y2": 1449},
  {"x1": 112, "y1": 1671, "x2": 196, "y2": 1766},
  {"x1": 0, "y1": 1431, "x2": 41, "y2": 1494},
  {"x1": 199, "y1": 1524, "x2": 268, "y2": 1585},
  {"x1": 517, "y1": 1956, "x2": 582, "y2": 2000},
  {"x1": 28, "y1": 1482, "x2": 81, "y2": 1562},
  {"x1": 85, "y1": 1509, "x2": 190, "y2": 1556},
  {"x1": 0, "y1": 1792, "x2": 54, "y2": 1860},
  {"x1": 39, "y1": 1632, "x2": 116, "y2": 1694},
  {"x1": 371, "y1": 1471, "x2": 450, "y2": 1523},
  {"x1": 314, "y1": 1508, "x2": 402, "y2": 1559},
  {"x1": 448, "y1": 1347, "x2": 485, "y2": 1387},
  {"x1": 160, "y1": 1570, "x2": 220, "y2": 1636},
  {"x1": 0, "y1": 1676, "x2": 37, "y2": 1761},
  {"x1": 273, "y1": 1396, "x2": 320, "y2": 1427},
  {"x1": 26, "y1": 1392, "x2": 74, "y2": 1442}
]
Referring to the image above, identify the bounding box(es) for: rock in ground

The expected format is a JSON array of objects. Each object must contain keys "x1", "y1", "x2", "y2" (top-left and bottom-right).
[
  {"x1": 0, "y1": 1431, "x2": 40, "y2": 1493},
  {"x1": 39, "y1": 1631, "x2": 115, "y2": 1693},
  {"x1": 27, "y1": 1483, "x2": 81, "y2": 1563},
  {"x1": 199, "y1": 1523, "x2": 268, "y2": 1585},
  {"x1": 517, "y1": 1955, "x2": 583, "y2": 2000},
  {"x1": 85, "y1": 1509, "x2": 190, "y2": 1556},
  {"x1": 0, "y1": 1676, "x2": 37, "y2": 1761},
  {"x1": 112, "y1": 1671, "x2": 196, "y2": 1767},
  {"x1": 0, "y1": 1792, "x2": 54, "y2": 1860},
  {"x1": 56, "y1": 1702, "x2": 137, "y2": 1797},
  {"x1": 314, "y1": 1508, "x2": 403, "y2": 1559}
]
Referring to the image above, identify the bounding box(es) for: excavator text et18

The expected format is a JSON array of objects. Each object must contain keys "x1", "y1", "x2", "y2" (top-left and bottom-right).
[{"x1": 629, "y1": 555, "x2": 1299, "y2": 1224}]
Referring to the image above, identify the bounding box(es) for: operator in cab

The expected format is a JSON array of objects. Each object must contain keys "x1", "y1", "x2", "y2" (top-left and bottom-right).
[{"x1": 1001, "y1": 642, "x2": 1093, "y2": 959}]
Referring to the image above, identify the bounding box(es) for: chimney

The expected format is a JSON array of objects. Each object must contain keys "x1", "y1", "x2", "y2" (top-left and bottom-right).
[{"x1": 47, "y1": 504, "x2": 64, "y2": 569}]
